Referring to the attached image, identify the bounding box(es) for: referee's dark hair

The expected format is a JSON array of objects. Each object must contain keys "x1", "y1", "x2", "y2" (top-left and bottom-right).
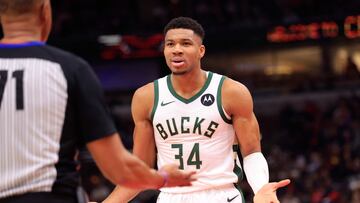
[
  {"x1": 164, "y1": 17, "x2": 205, "y2": 42},
  {"x1": 0, "y1": 0, "x2": 44, "y2": 15}
]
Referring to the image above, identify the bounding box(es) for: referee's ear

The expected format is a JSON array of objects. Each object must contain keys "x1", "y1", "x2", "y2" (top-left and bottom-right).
[{"x1": 39, "y1": 0, "x2": 52, "y2": 42}]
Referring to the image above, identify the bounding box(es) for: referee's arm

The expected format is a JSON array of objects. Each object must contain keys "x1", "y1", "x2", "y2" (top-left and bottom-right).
[
  {"x1": 73, "y1": 62, "x2": 165, "y2": 190},
  {"x1": 87, "y1": 133, "x2": 166, "y2": 190},
  {"x1": 75, "y1": 61, "x2": 194, "y2": 190}
]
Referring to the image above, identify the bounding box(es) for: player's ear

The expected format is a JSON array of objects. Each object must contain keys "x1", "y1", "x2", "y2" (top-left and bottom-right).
[{"x1": 199, "y1": 45, "x2": 205, "y2": 59}]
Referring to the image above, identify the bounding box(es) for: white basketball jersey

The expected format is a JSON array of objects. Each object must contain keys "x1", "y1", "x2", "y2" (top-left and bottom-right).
[{"x1": 152, "y1": 72, "x2": 238, "y2": 193}]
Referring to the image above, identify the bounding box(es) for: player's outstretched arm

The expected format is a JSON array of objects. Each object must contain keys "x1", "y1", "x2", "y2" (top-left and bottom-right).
[{"x1": 253, "y1": 179, "x2": 291, "y2": 203}]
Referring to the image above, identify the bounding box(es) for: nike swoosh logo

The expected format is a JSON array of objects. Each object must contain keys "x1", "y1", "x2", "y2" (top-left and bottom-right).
[
  {"x1": 227, "y1": 194, "x2": 239, "y2": 202},
  {"x1": 161, "y1": 101, "x2": 175, "y2": 106}
]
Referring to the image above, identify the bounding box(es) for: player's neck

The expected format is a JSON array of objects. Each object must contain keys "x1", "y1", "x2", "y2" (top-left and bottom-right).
[{"x1": 171, "y1": 69, "x2": 207, "y2": 99}]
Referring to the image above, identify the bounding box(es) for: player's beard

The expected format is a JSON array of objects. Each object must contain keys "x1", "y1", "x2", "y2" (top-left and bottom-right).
[
  {"x1": 171, "y1": 65, "x2": 192, "y2": 75},
  {"x1": 172, "y1": 70, "x2": 188, "y2": 75}
]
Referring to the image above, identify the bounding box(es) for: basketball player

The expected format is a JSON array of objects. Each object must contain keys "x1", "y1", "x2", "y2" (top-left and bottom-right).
[
  {"x1": 103, "y1": 17, "x2": 270, "y2": 203},
  {"x1": 0, "y1": 1, "x2": 195, "y2": 202}
]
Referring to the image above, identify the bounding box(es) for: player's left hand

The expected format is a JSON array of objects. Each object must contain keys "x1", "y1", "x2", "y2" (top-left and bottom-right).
[{"x1": 253, "y1": 179, "x2": 290, "y2": 203}]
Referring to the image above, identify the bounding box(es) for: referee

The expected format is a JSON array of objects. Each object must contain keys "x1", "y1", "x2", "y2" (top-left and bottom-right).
[{"x1": 0, "y1": 0, "x2": 195, "y2": 203}]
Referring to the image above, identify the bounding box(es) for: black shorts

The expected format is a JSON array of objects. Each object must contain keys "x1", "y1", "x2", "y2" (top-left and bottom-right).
[{"x1": 0, "y1": 192, "x2": 78, "y2": 203}]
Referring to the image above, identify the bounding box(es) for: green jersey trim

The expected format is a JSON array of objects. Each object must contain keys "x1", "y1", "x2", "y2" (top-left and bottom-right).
[
  {"x1": 151, "y1": 80, "x2": 159, "y2": 121},
  {"x1": 232, "y1": 183, "x2": 245, "y2": 203},
  {"x1": 217, "y1": 76, "x2": 232, "y2": 124},
  {"x1": 233, "y1": 145, "x2": 245, "y2": 203},
  {"x1": 232, "y1": 144, "x2": 243, "y2": 181},
  {"x1": 166, "y1": 72, "x2": 213, "y2": 104}
]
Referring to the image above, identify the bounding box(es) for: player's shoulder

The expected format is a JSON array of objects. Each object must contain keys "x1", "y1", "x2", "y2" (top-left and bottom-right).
[
  {"x1": 133, "y1": 81, "x2": 155, "y2": 101},
  {"x1": 132, "y1": 82, "x2": 156, "y2": 116},
  {"x1": 222, "y1": 76, "x2": 251, "y2": 95},
  {"x1": 220, "y1": 75, "x2": 254, "y2": 114}
]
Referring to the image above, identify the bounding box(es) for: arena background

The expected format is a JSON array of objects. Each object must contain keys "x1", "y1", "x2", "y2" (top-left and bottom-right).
[{"x1": 43, "y1": 0, "x2": 360, "y2": 202}]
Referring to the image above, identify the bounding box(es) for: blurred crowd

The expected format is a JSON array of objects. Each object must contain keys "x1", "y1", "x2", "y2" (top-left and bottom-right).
[
  {"x1": 51, "y1": 0, "x2": 360, "y2": 38},
  {"x1": 263, "y1": 95, "x2": 360, "y2": 202}
]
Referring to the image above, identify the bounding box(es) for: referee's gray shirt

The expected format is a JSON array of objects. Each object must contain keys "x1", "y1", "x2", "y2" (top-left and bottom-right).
[{"x1": 0, "y1": 42, "x2": 116, "y2": 199}]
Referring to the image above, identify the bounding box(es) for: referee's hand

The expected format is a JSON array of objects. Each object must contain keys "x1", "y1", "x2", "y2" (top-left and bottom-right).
[{"x1": 159, "y1": 164, "x2": 197, "y2": 187}]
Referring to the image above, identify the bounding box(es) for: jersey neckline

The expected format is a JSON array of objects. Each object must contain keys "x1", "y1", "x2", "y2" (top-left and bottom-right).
[
  {"x1": 166, "y1": 71, "x2": 213, "y2": 104},
  {"x1": 0, "y1": 41, "x2": 45, "y2": 48}
]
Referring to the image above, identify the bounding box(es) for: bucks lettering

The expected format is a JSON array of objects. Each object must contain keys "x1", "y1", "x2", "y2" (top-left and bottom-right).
[{"x1": 155, "y1": 116, "x2": 219, "y2": 139}]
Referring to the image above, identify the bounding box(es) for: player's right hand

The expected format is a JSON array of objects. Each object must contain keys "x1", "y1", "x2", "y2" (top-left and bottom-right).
[{"x1": 158, "y1": 164, "x2": 196, "y2": 187}]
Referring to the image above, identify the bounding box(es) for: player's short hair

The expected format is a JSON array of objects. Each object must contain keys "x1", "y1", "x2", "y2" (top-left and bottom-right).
[
  {"x1": 164, "y1": 17, "x2": 205, "y2": 41},
  {"x1": 0, "y1": 0, "x2": 44, "y2": 15}
]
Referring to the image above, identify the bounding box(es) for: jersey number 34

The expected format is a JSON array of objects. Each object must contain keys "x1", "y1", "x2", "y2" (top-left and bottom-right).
[{"x1": 171, "y1": 143, "x2": 202, "y2": 169}]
